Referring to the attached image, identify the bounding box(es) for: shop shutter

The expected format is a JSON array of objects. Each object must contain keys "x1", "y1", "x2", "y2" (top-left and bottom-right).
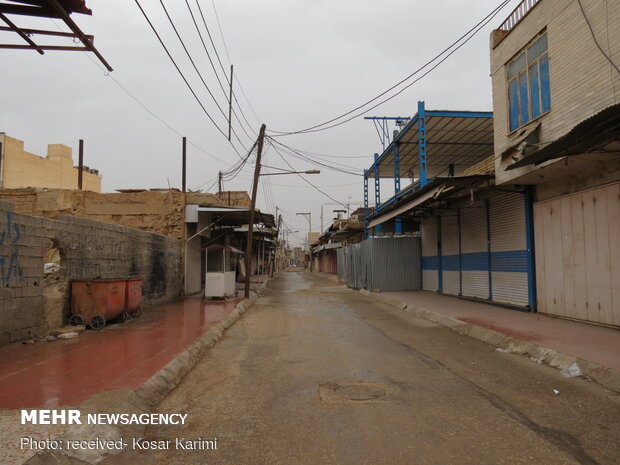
[
  {"x1": 421, "y1": 217, "x2": 438, "y2": 291},
  {"x1": 441, "y1": 212, "x2": 460, "y2": 295},
  {"x1": 461, "y1": 201, "x2": 489, "y2": 299},
  {"x1": 489, "y1": 192, "x2": 529, "y2": 306}
]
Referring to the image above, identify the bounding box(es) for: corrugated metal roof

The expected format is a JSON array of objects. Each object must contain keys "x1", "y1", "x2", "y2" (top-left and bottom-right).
[
  {"x1": 507, "y1": 102, "x2": 620, "y2": 170},
  {"x1": 373, "y1": 111, "x2": 494, "y2": 178}
]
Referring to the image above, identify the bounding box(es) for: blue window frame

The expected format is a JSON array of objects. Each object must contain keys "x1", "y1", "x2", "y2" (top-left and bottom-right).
[{"x1": 507, "y1": 33, "x2": 551, "y2": 132}]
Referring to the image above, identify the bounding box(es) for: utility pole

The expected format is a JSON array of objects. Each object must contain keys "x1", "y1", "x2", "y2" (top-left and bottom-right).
[
  {"x1": 218, "y1": 171, "x2": 223, "y2": 198},
  {"x1": 77, "y1": 139, "x2": 84, "y2": 190},
  {"x1": 182, "y1": 137, "x2": 187, "y2": 193},
  {"x1": 244, "y1": 124, "x2": 266, "y2": 299},
  {"x1": 228, "y1": 65, "x2": 234, "y2": 141}
]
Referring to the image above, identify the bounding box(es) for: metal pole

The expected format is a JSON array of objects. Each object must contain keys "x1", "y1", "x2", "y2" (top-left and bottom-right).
[
  {"x1": 244, "y1": 124, "x2": 266, "y2": 299},
  {"x1": 228, "y1": 65, "x2": 234, "y2": 141},
  {"x1": 182, "y1": 136, "x2": 187, "y2": 193},
  {"x1": 78, "y1": 139, "x2": 84, "y2": 190}
]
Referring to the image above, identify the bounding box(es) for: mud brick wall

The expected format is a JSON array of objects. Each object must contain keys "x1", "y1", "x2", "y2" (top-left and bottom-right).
[{"x1": 0, "y1": 200, "x2": 181, "y2": 346}]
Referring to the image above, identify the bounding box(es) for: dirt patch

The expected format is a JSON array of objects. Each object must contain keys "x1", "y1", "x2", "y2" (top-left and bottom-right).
[{"x1": 457, "y1": 317, "x2": 543, "y2": 341}]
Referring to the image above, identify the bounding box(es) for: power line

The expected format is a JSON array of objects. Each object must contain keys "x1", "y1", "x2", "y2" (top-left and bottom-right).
[
  {"x1": 576, "y1": 0, "x2": 620, "y2": 75},
  {"x1": 198, "y1": 0, "x2": 260, "y2": 136},
  {"x1": 267, "y1": 137, "x2": 363, "y2": 176},
  {"x1": 268, "y1": 139, "x2": 348, "y2": 210},
  {"x1": 133, "y1": 0, "x2": 230, "y2": 141},
  {"x1": 268, "y1": 0, "x2": 512, "y2": 136}
]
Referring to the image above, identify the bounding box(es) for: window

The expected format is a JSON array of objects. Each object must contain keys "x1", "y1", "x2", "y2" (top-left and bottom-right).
[{"x1": 507, "y1": 33, "x2": 551, "y2": 132}]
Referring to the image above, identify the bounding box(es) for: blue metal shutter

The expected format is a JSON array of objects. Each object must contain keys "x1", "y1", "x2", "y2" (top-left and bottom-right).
[
  {"x1": 489, "y1": 192, "x2": 529, "y2": 306},
  {"x1": 421, "y1": 217, "x2": 438, "y2": 291},
  {"x1": 461, "y1": 201, "x2": 490, "y2": 299},
  {"x1": 441, "y1": 212, "x2": 460, "y2": 295}
]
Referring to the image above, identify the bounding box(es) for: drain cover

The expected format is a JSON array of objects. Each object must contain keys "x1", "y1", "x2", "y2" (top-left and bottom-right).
[{"x1": 319, "y1": 382, "x2": 393, "y2": 403}]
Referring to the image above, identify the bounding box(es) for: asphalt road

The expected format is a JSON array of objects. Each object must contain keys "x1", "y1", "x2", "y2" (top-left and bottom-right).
[{"x1": 107, "y1": 271, "x2": 620, "y2": 465}]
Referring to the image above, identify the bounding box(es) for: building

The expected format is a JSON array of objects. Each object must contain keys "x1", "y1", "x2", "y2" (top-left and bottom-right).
[
  {"x1": 361, "y1": 104, "x2": 535, "y2": 307},
  {"x1": 0, "y1": 134, "x2": 101, "y2": 192},
  {"x1": 490, "y1": 0, "x2": 620, "y2": 326},
  {"x1": 311, "y1": 216, "x2": 364, "y2": 274}
]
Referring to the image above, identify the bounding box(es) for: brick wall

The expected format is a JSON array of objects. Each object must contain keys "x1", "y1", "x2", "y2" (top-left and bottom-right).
[
  {"x1": 490, "y1": 0, "x2": 620, "y2": 185},
  {"x1": 0, "y1": 200, "x2": 181, "y2": 346}
]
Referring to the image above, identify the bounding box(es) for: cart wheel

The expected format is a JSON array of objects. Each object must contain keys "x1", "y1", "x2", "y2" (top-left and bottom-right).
[
  {"x1": 69, "y1": 314, "x2": 84, "y2": 326},
  {"x1": 117, "y1": 311, "x2": 129, "y2": 323},
  {"x1": 130, "y1": 306, "x2": 142, "y2": 318},
  {"x1": 90, "y1": 315, "x2": 106, "y2": 330}
]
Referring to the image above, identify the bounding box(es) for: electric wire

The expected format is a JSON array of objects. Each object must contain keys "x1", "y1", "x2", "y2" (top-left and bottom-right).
[
  {"x1": 267, "y1": 137, "x2": 363, "y2": 176},
  {"x1": 133, "y1": 0, "x2": 230, "y2": 142},
  {"x1": 156, "y1": 0, "x2": 252, "y2": 150},
  {"x1": 184, "y1": 0, "x2": 257, "y2": 141},
  {"x1": 268, "y1": 139, "x2": 349, "y2": 210},
  {"x1": 576, "y1": 0, "x2": 620, "y2": 75},
  {"x1": 268, "y1": 0, "x2": 512, "y2": 136},
  {"x1": 198, "y1": 0, "x2": 260, "y2": 135}
]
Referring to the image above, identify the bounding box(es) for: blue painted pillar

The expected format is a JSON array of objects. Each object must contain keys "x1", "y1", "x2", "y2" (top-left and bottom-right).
[
  {"x1": 394, "y1": 143, "x2": 402, "y2": 234},
  {"x1": 363, "y1": 169, "x2": 369, "y2": 239},
  {"x1": 374, "y1": 153, "x2": 381, "y2": 234},
  {"x1": 418, "y1": 101, "x2": 428, "y2": 186},
  {"x1": 524, "y1": 186, "x2": 537, "y2": 312}
]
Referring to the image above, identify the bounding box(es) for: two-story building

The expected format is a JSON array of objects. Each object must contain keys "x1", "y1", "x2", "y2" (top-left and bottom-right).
[{"x1": 490, "y1": 0, "x2": 619, "y2": 326}]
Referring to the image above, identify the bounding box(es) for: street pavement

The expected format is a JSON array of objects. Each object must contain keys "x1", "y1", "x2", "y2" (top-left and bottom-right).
[{"x1": 105, "y1": 271, "x2": 620, "y2": 465}]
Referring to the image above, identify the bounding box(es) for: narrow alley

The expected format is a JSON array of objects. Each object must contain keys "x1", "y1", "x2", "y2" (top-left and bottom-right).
[{"x1": 108, "y1": 272, "x2": 620, "y2": 465}]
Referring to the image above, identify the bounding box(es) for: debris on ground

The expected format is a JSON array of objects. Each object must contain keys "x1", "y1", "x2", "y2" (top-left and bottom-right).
[
  {"x1": 50, "y1": 325, "x2": 86, "y2": 336},
  {"x1": 553, "y1": 389, "x2": 560, "y2": 395},
  {"x1": 57, "y1": 332, "x2": 79, "y2": 340},
  {"x1": 495, "y1": 347, "x2": 512, "y2": 353},
  {"x1": 561, "y1": 362, "x2": 583, "y2": 378}
]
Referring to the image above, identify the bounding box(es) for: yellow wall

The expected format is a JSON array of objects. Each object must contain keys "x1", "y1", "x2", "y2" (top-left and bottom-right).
[{"x1": 0, "y1": 135, "x2": 101, "y2": 192}]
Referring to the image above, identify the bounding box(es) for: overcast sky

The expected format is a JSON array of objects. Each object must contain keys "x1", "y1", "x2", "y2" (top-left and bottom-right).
[{"x1": 0, "y1": 0, "x2": 518, "y2": 246}]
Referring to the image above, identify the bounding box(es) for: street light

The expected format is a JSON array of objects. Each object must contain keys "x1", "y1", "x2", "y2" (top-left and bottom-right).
[{"x1": 260, "y1": 169, "x2": 320, "y2": 176}]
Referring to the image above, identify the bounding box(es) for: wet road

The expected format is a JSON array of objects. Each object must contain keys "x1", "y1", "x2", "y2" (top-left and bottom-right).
[{"x1": 111, "y1": 272, "x2": 620, "y2": 465}]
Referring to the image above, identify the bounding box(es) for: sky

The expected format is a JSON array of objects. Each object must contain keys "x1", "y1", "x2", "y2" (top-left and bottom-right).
[{"x1": 0, "y1": 0, "x2": 519, "y2": 247}]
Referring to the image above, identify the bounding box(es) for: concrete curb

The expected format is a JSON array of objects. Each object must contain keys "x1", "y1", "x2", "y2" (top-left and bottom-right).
[
  {"x1": 24, "y1": 284, "x2": 268, "y2": 465},
  {"x1": 359, "y1": 289, "x2": 620, "y2": 394},
  {"x1": 136, "y1": 291, "x2": 260, "y2": 407}
]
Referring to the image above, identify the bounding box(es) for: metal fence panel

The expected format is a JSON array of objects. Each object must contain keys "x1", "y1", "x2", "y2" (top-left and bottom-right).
[{"x1": 342, "y1": 236, "x2": 421, "y2": 292}]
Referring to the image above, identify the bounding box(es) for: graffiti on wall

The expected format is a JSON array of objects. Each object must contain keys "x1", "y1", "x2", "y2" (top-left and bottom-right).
[{"x1": 0, "y1": 212, "x2": 24, "y2": 285}]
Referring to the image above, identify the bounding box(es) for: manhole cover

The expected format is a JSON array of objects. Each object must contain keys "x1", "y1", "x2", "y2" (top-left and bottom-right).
[{"x1": 319, "y1": 382, "x2": 393, "y2": 403}]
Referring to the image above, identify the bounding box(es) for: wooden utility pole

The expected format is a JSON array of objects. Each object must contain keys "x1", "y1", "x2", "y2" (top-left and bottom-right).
[
  {"x1": 77, "y1": 139, "x2": 84, "y2": 190},
  {"x1": 228, "y1": 65, "x2": 234, "y2": 141},
  {"x1": 182, "y1": 137, "x2": 187, "y2": 193},
  {"x1": 244, "y1": 124, "x2": 266, "y2": 299}
]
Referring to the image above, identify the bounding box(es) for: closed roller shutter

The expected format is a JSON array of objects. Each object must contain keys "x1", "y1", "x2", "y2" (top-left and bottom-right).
[
  {"x1": 441, "y1": 212, "x2": 460, "y2": 295},
  {"x1": 421, "y1": 217, "x2": 438, "y2": 291},
  {"x1": 489, "y1": 192, "x2": 529, "y2": 306},
  {"x1": 461, "y1": 201, "x2": 489, "y2": 299}
]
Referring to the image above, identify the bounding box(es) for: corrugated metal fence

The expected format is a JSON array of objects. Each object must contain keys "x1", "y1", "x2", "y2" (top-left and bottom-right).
[{"x1": 338, "y1": 236, "x2": 421, "y2": 292}]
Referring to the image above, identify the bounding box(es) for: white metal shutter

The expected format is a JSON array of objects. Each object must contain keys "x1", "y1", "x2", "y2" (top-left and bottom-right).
[
  {"x1": 461, "y1": 200, "x2": 489, "y2": 299},
  {"x1": 421, "y1": 217, "x2": 438, "y2": 291},
  {"x1": 441, "y1": 212, "x2": 460, "y2": 295},
  {"x1": 489, "y1": 192, "x2": 529, "y2": 306}
]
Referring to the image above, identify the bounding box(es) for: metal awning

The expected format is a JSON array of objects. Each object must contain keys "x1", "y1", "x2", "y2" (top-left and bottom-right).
[
  {"x1": 205, "y1": 244, "x2": 243, "y2": 254},
  {"x1": 369, "y1": 104, "x2": 493, "y2": 179},
  {"x1": 0, "y1": 0, "x2": 112, "y2": 71},
  {"x1": 195, "y1": 207, "x2": 276, "y2": 229},
  {"x1": 507, "y1": 103, "x2": 620, "y2": 170},
  {"x1": 368, "y1": 175, "x2": 492, "y2": 228}
]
